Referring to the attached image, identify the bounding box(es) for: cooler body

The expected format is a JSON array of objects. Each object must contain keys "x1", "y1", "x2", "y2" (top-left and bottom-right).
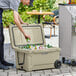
[{"x1": 15, "y1": 48, "x2": 60, "y2": 71}]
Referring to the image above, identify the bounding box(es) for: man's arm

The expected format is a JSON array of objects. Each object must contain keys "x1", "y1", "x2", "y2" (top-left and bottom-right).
[
  {"x1": 18, "y1": 14, "x2": 26, "y2": 24},
  {"x1": 18, "y1": 13, "x2": 28, "y2": 25},
  {"x1": 18, "y1": 14, "x2": 24, "y2": 24},
  {"x1": 13, "y1": 11, "x2": 31, "y2": 39}
]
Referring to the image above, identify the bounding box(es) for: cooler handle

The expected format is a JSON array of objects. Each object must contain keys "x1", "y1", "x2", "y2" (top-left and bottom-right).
[{"x1": 17, "y1": 52, "x2": 25, "y2": 65}]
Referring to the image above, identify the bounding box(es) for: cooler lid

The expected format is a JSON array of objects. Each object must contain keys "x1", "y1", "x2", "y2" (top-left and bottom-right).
[{"x1": 9, "y1": 24, "x2": 45, "y2": 48}]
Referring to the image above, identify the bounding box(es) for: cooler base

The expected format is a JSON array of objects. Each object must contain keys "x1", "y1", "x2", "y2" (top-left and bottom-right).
[
  {"x1": 16, "y1": 63, "x2": 55, "y2": 72},
  {"x1": 15, "y1": 49, "x2": 60, "y2": 72}
]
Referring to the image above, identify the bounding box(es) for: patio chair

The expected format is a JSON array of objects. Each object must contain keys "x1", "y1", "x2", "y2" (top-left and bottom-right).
[{"x1": 42, "y1": 10, "x2": 59, "y2": 38}]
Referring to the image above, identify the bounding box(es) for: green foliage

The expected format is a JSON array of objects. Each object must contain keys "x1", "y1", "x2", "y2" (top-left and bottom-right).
[
  {"x1": 2, "y1": 0, "x2": 57, "y2": 27},
  {"x1": 33, "y1": 0, "x2": 49, "y2": 11},
  {"x1": 63, "y1": 1, "x2": 67, "y2": 4},
  {"x1": 2, "y1": 10, "x2": 14, "y2": 27},
  {"x1": 44, "y1": 15, "x2": 53, "y2": 22},
  {"x1": 48, "y1": 0, "x2": 56, "y2": 9}
]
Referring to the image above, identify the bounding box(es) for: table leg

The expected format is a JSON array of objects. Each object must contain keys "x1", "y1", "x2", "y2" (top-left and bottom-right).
[{"x1": 38, "y1": 15, "x2": 40, "y2": 23}]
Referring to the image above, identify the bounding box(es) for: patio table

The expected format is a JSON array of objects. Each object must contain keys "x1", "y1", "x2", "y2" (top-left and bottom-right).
[{"x1": 26, "y1": 11, "x2": 54, "y2": 23}]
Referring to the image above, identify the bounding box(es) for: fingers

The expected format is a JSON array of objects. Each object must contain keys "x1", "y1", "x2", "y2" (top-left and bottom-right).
[
  {"x1": 25, "y1": 35, "x2": 31, "y2": 40},
  {"x1": 24, "y1": 23, "x2": 29, "y2": 26},
  {"x1": 27, "y1": 23, "x2": 29, "y2": 26},
  {"x1": 28, "y1": 36, "x2": 31, "y2": 40}
]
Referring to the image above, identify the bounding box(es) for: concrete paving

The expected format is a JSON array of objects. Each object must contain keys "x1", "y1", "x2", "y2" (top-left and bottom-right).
[{"x1": 1, "y1": 26, "x2": 76, "y2": 76}]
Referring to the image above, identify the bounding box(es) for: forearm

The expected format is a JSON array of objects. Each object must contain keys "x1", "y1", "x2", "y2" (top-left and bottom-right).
[
  {"x1": 15, "y1": 19, "x2": 26, "y2": 36},
  {"x1": 14, "y1": 11, "x2": 26, "y2": 36},
  {"x1": 18, "y1": 14, "x2": 24, "y2": 24}
]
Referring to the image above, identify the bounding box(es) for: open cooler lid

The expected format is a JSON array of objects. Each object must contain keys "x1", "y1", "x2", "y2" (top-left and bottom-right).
[{"x1": 9, "y1": 24, "x2": 46, "y2": 48}]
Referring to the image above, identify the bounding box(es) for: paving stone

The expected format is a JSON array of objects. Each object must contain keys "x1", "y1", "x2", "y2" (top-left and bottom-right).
[
  {"x1": 35, "y1": 70, "x2": 44, "y2": 74},
  {"x1": 28, "y1": 71, "x2": 42, "y2": 76},
  {"x1": 60, "y1": 68, "x2": 70, "y2": 73},
  {"x1": 62, "y1": 73, "x2": 72, "y2": 76},
  {"x1": 0, "y1": 69, "x2": 3, "y2": 72},
  {"x1": 8, "y1": 71, "x2": 21, "y2": 76},
  {"x1": 30, "y1": 73, "x2": 40, "y2": 76},
  {"x1": 17, "y1": 70, "x2": 26, "y2": 73},
  {"x1": 60, "y1": 66, "x2": 71, "y2": 73},
  {"x1": 43, "y1": 69, "x2": 52, "y2": 73},
  {"x1": 18, "y1": 72, "x2": 31, "y2": 76},
  {"x1": 5, "y1": 69, "x2": 16, "y2": 73},
  {"x1": 0, "y1": 72, "x2": 7, "y2": 76},
  {"x1": 40, "y1": 73, "x2": 55, "y2": 76},
  {"x1": 40, "y1": 73, "x2": 48, "y2": 76},
  {"x1": 61, "y1": 64, "x2": 69, "y2": 68},
  {"x1": 9, "y1": 73, "x2": 21, "y2": 76},
  {"x1": 21, "y1": 72, "x2": 31, "y2": 76},
  {"x1": 8, "y1": 71, "x2": 17, "y2": 74},
  {"x1": 53, "y1": 74, "x2": 64, "y2": 76},
  {"x1": 51, "y1": 69, "x2": 61, "y2": 74},
  {"x1": 72, "y1": 67, "x2": 76, "y2": 72},
  {"x1": 42, "y1": 69, "x2": 54, "y2": 76},
  {"x1": 71, "y1": 72, "x2": 76, "y2": 76}
]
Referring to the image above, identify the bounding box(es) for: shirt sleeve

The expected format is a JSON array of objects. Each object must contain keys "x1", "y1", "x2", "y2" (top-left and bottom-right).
[{"x1": 10, "y1": 0, "x2": 20, "y2": 12}]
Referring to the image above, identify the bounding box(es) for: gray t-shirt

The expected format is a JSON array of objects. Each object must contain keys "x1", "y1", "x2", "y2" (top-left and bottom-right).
[{"x1": 0, "y1": 0, "x2": 20, "y2": 12}]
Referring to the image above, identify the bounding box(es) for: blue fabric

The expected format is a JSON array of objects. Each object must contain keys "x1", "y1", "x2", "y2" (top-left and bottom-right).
[
  {"x1": 50, "y1": 10, "x2": 59, "y2": 17},
  {"x1": 70, "y1": 0, "x2": 71, "y2": 3},
  {"x1": 30, "y1": 0, "x2": 34, "y2": 6},
  {"x1": 0, "y1": 9, "x2": 3, "y2": 23}
]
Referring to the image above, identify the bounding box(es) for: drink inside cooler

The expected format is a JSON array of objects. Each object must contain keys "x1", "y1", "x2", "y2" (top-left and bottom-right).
[{"x1": 18, "y1": 44, "x2": 53, "y2": 50}]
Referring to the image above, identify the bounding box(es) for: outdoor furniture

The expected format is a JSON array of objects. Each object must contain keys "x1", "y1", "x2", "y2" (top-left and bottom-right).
[
  {"x1": 26, "y1": 11, "x2": 54, "y2": 23},
  {"x1": 42, "y1": 10, "x2": 59, "y2": 38}
]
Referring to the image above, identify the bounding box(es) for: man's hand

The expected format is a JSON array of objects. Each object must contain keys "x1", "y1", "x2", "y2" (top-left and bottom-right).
[
  {"x1": 22, "y1": 0, "x2": 30, "y2": 6},
  {"x1": 18, "y1": 14, "x2": 29, "y2": 25},
  {"x1": 23, "y1": 22, "x2": 29, "y2": 25},
  {"x1": 24, "y1": 34, "x2": 31, "y2": 40},
  {"x1": 25, "y1": 0, "x2": 30, "y2": 5}
]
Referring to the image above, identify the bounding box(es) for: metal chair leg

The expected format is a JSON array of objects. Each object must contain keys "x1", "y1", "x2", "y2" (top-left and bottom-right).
[
  {"x1": 50, "y1": 27, "x2": 52, "y2": 38},
  {"x1": 54, "y1": 26, "x2": 55, "y2": 36}
]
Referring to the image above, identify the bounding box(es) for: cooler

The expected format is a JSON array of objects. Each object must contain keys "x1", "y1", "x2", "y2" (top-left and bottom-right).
[{"x1": 9, "y1": 24, "x2": 61, "y2": 71}]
